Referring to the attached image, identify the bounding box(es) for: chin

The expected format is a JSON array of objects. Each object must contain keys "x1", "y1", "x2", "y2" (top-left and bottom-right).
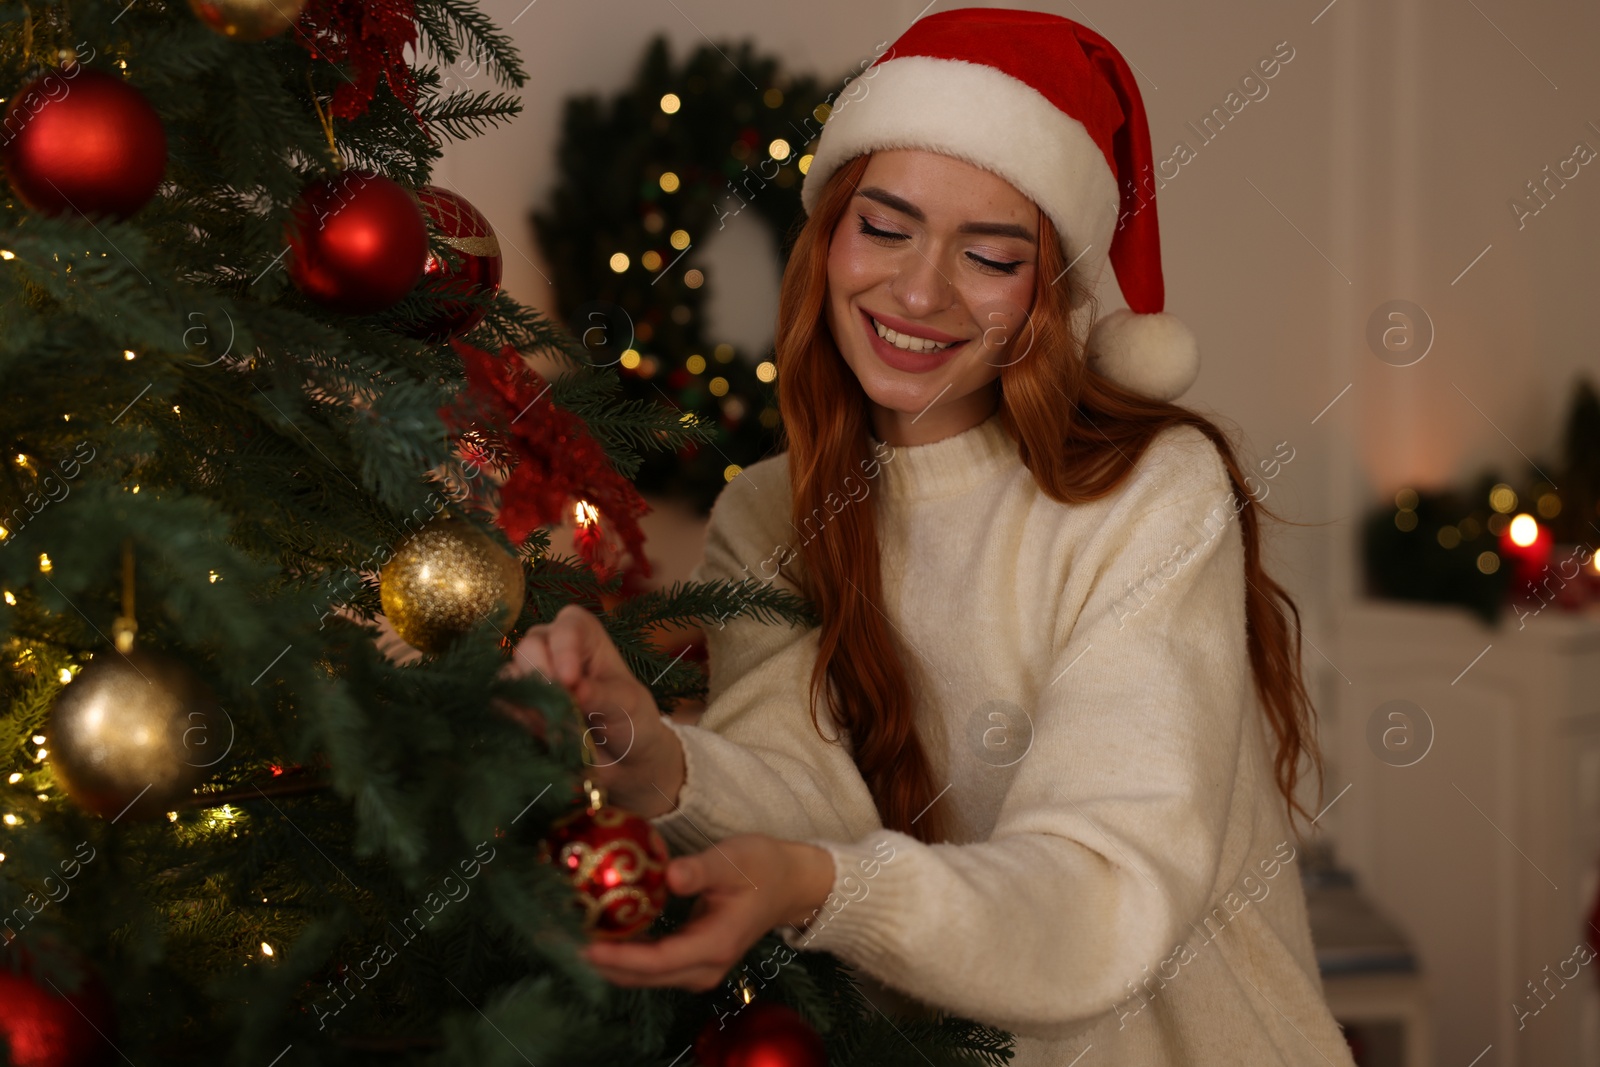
[{"x1": 857, "y1": 372, "x2": 947, "y2": 414}]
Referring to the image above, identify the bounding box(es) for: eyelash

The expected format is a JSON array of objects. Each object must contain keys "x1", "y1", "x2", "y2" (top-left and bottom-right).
[{"x1": 856, "y1": 216, "x2": 1025, "y2": 276}]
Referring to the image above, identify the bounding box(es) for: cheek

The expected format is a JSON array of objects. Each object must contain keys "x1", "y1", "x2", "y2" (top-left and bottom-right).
[
  {"x1": 967, "y1": 273, "x2": 1036, "y2": 347},
  {"x1": 990, "y1": 271, "x2": 1036, "y2": 315},
  {"x1": 827, "y1": 229, "x2": 889, "y2": 297}
]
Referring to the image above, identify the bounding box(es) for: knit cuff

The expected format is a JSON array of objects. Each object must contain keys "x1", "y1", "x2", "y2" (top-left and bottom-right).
[
  {"x1": 648, "y1": 719, "x2": 721, "y2": 855},
  {"x1": 779, "y1": 831, "x2": 911, "y2": 960}
]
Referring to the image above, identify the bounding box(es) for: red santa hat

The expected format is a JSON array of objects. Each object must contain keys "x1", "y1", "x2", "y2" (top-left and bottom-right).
[{"x1": 800, "y1": 7, "x2": 1199, "y2": 403}]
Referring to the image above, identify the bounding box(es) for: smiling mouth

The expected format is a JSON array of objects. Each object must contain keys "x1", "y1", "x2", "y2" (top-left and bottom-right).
[{"x1": 864, "y1": 311, "x2": 964, "y2": 354}]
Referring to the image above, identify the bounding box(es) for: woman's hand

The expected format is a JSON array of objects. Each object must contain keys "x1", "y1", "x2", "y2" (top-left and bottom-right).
[
  {"x1": 498, "y1": 603, "x2": 685, "y2": 817},
  {"x1": 581, "y1": 834, "x2": 836, "y2": 991}
]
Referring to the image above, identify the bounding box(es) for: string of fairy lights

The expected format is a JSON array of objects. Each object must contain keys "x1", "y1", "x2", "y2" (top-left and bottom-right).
[
  {"x1": 533, "y1": 55, "x2": 838, "y2": 508},
  {"x1": 1384, "y1": 477, "x2": 1600, "y2": 610},
  {"x1": 595, "y1": 90, "x2": 796, "y2": 421}
]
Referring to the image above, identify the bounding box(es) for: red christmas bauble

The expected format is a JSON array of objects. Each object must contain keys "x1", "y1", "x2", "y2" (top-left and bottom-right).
[
  {"x1": 402, "y1": 185, "x2": 503, "y2": 341},
  {"x1": 285, "y1": 170, "x2": 428, "y2": 314},
  {"x1": 695, "y1": 1001, "x2": 827, "y2": 1067},
  {"x1": 0, "y1": 947, "x2": 117, "y2": 1067},
  {"x1": 540, "y1": 802, "x2": 669, "y2": 940},
  {"x1": 187, "y1": 0, "x2": 309, "y2": 40},
  {"x1": 0, "y1": 67, "x2": 166, "y2": 220}
]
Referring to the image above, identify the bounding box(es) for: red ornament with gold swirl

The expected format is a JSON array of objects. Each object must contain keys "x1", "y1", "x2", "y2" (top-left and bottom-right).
[
  {"x1": 403, "y1": 185, "x2": 503, "y2": 342},
  {"x1": 539, "y1": 745, "x2": 669, "y2": 940}
]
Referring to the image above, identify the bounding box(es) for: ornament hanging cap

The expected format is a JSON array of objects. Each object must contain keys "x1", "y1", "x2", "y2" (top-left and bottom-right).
[
  {"x1": 113, "y1": 538, "x2": 138, "y2": 653},
  {"x1": 800, "y1": 7, "x2": 1200, "y2": 402},
  {"x1": 578, "y1": 729, "x2": 606, "y2": 812}
]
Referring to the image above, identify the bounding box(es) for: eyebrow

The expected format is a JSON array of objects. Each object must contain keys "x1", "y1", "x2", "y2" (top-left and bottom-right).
[{"x1": 856, "y1": 186, "x2": 1037, "y2": 242}]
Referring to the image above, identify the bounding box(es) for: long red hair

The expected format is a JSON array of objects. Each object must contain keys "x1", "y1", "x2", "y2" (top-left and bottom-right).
[{"x1": 771, "y1": 152, "x2": 1323, "y2": 845}]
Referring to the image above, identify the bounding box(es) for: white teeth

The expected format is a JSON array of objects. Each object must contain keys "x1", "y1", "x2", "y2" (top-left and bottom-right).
[{"x1": 872, "y1": 316, "x2": 958, "y2": 354}]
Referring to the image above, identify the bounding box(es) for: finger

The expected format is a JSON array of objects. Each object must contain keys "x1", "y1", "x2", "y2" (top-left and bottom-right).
[
  {"x1": 587, "y1": 957, "x2": 728, "y2": 990},
  {"x1": 581, "y1": 905, "x2": 741, "y2": 976},
  {"x1": 503, "y1": 707, "x2": 550, "y2": 744},
  {"x1": 491, "y1": 697, "x2": 542, "y2": 733},
  {"x1": 573, "y1": 666, "x2": 643, "y2": 713},
  {"x1": 547, "y1": 607, "x2": 601, "y2": 688},
  {"x1": 667, "y1": 843, "x2": 755, "y2": 897},
  {"x1": 583, "y1": 914, "x2": 739, "y2": 990},
  {"x1": 576, "y1": 681, "x2": 643, "y2": 762},
  {"x1": 585, "y1": 946, "x2": 730, "y2": 990},
  {"x1": 501, "y1": 630, "x2": 554, "y2": 683},
  {"x1": 666, "y1": 854, "x2": 708, "y2": 896},
  {"x1": 560, "y1": 604, "x2": 629, "y2": 687},
  {"x1": 491, "y1": 696, "x2": 529, "y2": 724},
  {"x1": 588, "y1": 960, "x2": 728, "y2": 991}
]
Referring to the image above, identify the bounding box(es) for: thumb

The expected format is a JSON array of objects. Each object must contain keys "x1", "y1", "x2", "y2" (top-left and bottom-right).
[{"x1": 667, "y1": 853, "x2": 711, "y2": 896}]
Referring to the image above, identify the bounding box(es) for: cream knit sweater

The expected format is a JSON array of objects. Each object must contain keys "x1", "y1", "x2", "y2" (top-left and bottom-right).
[{"x1": 651, "y1": 410, "x2": 1356, "y2": 1066}]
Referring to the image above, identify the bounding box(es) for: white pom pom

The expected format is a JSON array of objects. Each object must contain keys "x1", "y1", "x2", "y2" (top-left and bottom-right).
[{"x1": 1085, "y1": 308, "x2": 1200, "y2": 403}]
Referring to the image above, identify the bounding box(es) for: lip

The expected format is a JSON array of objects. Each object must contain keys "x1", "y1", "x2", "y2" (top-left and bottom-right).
[
  {"x1": 864, "y1": 308, "x2": 964, "y2": 343},
  {"x1": 858, "y1": 307, "x2": 966, "y2": 373}
]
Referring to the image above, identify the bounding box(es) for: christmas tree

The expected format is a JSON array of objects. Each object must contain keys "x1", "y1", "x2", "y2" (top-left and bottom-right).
[{"x1": 0, "y1": 2, "x2": 1014, "y2": 1064}]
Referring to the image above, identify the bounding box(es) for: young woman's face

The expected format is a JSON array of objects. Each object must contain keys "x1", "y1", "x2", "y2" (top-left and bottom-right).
[{"x1": 824, "y1": 149, "x2": 1039, "y2": 445}]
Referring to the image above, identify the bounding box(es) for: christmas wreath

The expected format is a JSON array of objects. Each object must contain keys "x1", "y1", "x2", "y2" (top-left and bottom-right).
[{"x1": 533, "y1": 35, "x2": 858, "y2": 511}]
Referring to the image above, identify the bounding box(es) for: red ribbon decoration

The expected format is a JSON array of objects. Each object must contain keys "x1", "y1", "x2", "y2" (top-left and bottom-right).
[
  {"x1": 297, "y1": 0, "x2": 426, "y2": 127},
  {"x1": 441, "y1": 340, "x2": 652, "y2": 583}
]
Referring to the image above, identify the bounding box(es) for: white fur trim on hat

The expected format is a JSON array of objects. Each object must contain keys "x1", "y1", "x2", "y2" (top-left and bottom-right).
[
  {"x1": 800, "y1": 54, "x2": 1118, "y2": 308},
  {"x1": 1085, "y1": 308, "x2": 1200, "y2": 403}
]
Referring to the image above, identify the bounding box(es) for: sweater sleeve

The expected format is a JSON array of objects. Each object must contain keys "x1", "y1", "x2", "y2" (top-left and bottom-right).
[
  {"x1": 649, "y1": 461, "x2": 884, "y2": 854},
  {"x1": 779, "y1": 445, "x2": 1255, "y2": 1035}
]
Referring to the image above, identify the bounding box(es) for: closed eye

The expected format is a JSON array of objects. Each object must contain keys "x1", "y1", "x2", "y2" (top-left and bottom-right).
[
  {"x1": 855, "y1": 215, "x2": 1025, "y2": 276},
  {"x1": 857, "y1": 215, "x2": 907, "y2": 242},
  {"x1": 968, "y1": 252, "x2": 1025, "y2": 275}
]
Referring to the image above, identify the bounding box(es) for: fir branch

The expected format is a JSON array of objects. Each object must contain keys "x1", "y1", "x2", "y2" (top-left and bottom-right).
[
  {"x1": 417, "y1": 88, "x2": 525, "y2": 141},
  {"x1": 606, "y1": 577, "x2": 816, "y2": 633},
  {"x1": 413, "y1": 0, "x2": 529, "y2": 88},
  {"x1": 463, "y1": 292, "x2": 593, "y2": 367},
  {"x1": 548, "y1": 368, "x2": 718, "y2": 467}
]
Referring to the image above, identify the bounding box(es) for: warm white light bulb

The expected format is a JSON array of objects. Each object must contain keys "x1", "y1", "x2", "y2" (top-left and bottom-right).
[{"x1": 1508, "y1": 513, "x2": 1539, "y2": 548}]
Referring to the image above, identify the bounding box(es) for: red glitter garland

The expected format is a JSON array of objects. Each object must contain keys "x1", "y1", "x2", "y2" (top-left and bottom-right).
[
  {"x1": 297, "y1": 0, "x2": 423, "y2": 123},
  {"x1": 442, "y1": 340, "x2": 652, "y2": 582}
]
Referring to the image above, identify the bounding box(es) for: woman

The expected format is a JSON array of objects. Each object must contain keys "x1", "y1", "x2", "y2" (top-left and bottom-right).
[{"x1": 506, "y1": 9, "x2": 1356, "y2": 1065}]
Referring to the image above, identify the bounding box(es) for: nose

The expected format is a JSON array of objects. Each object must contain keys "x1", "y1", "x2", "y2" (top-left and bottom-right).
[{"x1": 889, "y1": 240, "x2": 955, "y2": 317}]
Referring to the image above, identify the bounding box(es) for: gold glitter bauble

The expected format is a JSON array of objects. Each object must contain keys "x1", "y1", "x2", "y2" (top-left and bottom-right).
[
  {"x1": 47, "y1": 650, "x2": 223, "y2": 821},
  {"x1": 186, "y1": 0, "x2": 309, "y2": 40},
  {"x1": 379, "y1": 518, "x2": 525, "y2": 654}
]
